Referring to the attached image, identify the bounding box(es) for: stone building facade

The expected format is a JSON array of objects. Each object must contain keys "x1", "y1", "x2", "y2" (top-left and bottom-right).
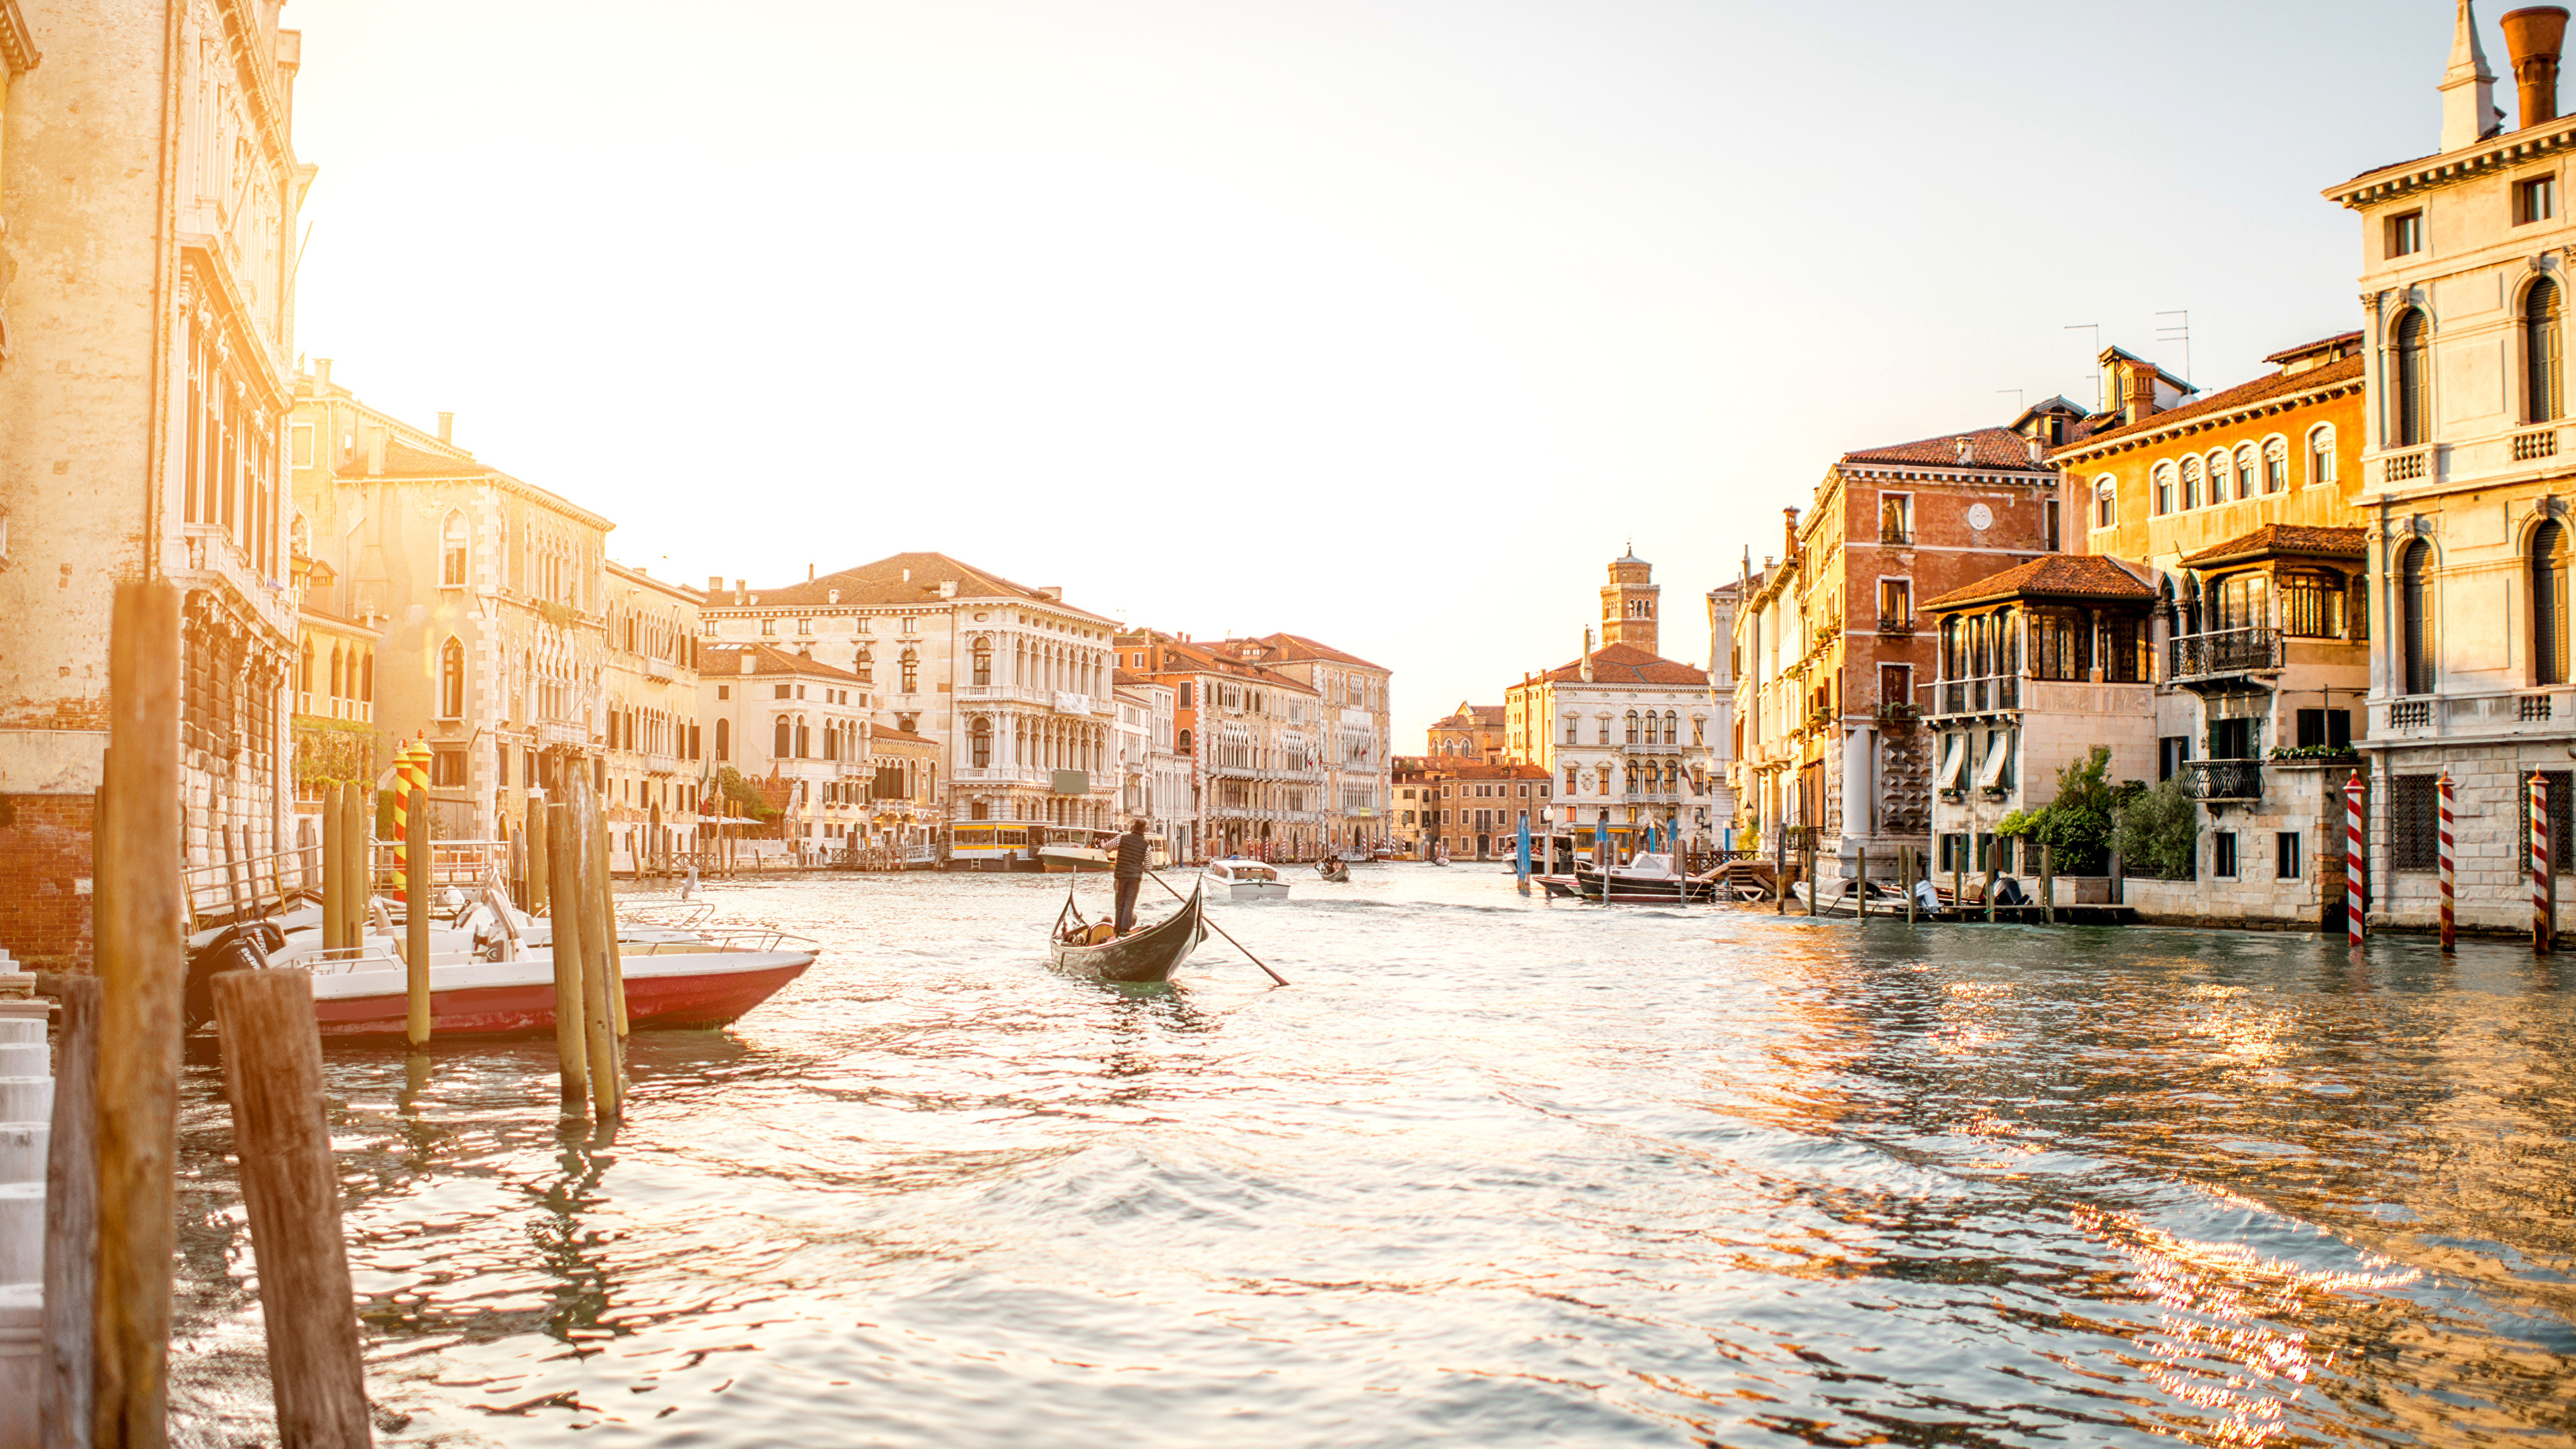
[
  {"x1": 0, "y1": 1, "x2": 309, "y2": 967},
  {"x1": 1116, "y1": 631, "x2": 1326, "y2": 861},
  {"x1": 700, "y1": 643, "x2": 873, "y2": 857},
  {"x1": 700, "y1": 553, "x2": 1118, "y2": 832},
  {"x1": 1216, "y1": 633, "x2": 1391, "y2": 856},
  {"x1": 602, "y1": 562, "x2": 705, "y2": 869},
  {"x1": 1406, "y1": 759, "x2": 1554, "y2": 861},
  {"x1": 290, "y1": 365, "x2": 612, "y2": 841},
  {"x1": 1429, "y1": 704, "x2": 1505, "y2": 759},
  {"x1": 2325, "y1": 1, "x2": 2576, "y2": 933}
]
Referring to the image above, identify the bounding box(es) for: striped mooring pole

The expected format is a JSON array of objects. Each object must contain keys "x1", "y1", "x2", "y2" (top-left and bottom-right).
[
  {"x1": 2438, "y1": 771, "x2": 2457, "y2": 953},
  {"x1": 2534, "y1": 771, "x2": 2554, "y2": 956},
  {"x1": 2345, "y1": 774, "x2": 2366, "y2": 949},
  {"x1": 392, "y1": 737, "x2": 429, "y2": 902}
]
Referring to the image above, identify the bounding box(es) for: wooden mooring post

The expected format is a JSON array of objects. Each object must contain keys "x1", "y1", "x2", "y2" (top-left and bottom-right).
[
  {"x1": 544, "y1": 802, "x2": 590, "y2": 1112},
  {"x1": 319, "y1": 783, "x2": 343, "y2": 957},
  {"x1": 343, "y1": 783, "x2": 370, "y2": 951},
  {"x1": 1773, "y1": 830, "x2": 1786, "y2": 915},
  {"x1": 1855, "y1": 847, "x2": 1869, "y2": 920},
  {"x1": 93, "y1": 580, "x2": 186, "y2": 1449},
  {"x1": 406, "y1": 783, "x2": 433, "y2": 1047},
  {"x1": 527, "y1": 796, "x2": 550, "y2": 917},
  {"x1": 212, "y1": 969, "x2": 373, "y2": 1448},
  {"x1": 1982, "y1": 849, "x2": 1999, "y2": 925},
  {"x1": 572, "y1": 777, "x2": 623, "y2": 1118},
  {"x1": 2040, "y1": 843, "x2": 2055, "y2": 927},
  {"x1": 41, "y1": 975, "x2": 100, "y2": 1449},
  {"x1": 594, "y1": 808, "x2": 630, "y2": 1040},
  {"x1": 1902, "y1": 846, "x2": 1917, "y2": 926}
]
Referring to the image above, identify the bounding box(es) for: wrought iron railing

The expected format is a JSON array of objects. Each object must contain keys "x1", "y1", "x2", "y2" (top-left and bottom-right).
[
  {"x1": 2180, "y1": 759, "x2": 2263, "y2": 802},
  {"x1": 2169, "y1": 627, "x2": 2284, "y2": 680}
]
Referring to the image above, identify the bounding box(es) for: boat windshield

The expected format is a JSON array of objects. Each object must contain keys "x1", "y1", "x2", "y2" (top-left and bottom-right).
[{"x1": 1237, "y1": 865, "x2": 1277, "y2": 882}]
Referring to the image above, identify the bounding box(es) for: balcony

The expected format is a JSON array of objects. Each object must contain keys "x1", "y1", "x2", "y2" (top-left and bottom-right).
[
  {"x1": 2181, "y1": 759, "x2": 2263, "y2": 802},
  {"x1": 2169, "y1": 627, "x2": 2283, "y2": 682},
  {"x1": 2382, "y1": 449, "x2": 2428, "y2": 484},
  {"x1": 1924, "y1": 674, "x2": 2020, "y2": 718}
]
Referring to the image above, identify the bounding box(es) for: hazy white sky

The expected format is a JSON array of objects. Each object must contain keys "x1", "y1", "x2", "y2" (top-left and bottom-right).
[{"x1": 289, "y1": 0, "x2": 2462, "y2": 743}]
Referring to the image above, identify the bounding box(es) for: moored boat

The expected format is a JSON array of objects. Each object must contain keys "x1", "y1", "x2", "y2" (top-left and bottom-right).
[{"x1": 1049, "y1": 884, "x2": 1207, "y2": 983}]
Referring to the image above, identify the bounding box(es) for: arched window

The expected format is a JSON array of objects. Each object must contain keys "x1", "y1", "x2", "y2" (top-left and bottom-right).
[
  {"x1": 2530, "y1": 276, "x2": 2563, "y2": 423},
  {"x1": 1623, "y1": 710, "x2": 1638, "y2": 744},
  {"x1": 2394, "y1": 309, "x2": 2431, "y2": 446},
  {"x1": 323, "y1": 643, "x2": 337, "y2": 698},
  {"x1": 2308, "y1": 425, "x2": 2337, "y2": 484},
  {"x1": 441, "y1": 512, "x2": 469, "y2": 586},
  {"x1": 2537, "y1": 521, "x2": 2569, "y2": 684},
  {"x1": 2263, "y1": 437, "x2": 2288, "y2": 492},
  {"x1": 2179, "y1": 456, "x2": 2202, "y2": 511},
  {"x1": 2401, "y1": 539, "x2": 2435, "y2": 695},
  {"x1": 2206, "y1": 449, "x2": 2232, "y2": 504},
  {"x1": 796, "y1": 718, "x2": 811, "y2": 759},
  {"x1": 972, "y1": 637, "x2": 992, "y2": 686},
  {"x1": 361, "y1": 651, "x2": 374, "y2": 703},
  {"x1": 2235, "y1": 445, "x2": 2259, "y2": 498},
  {"x1": 714, "y1": 718, "x2": 730, "y2": 761},
  {"x1": 969, "y1": 716, "x2": 992, "y2": 769},
  {"x1": 2152, "y1": 462, "x2": 2175, "y2": 515},
  {"x1": 770, "y1": 716, "x2": 790, "y2": 758},
  {"x1": 1176, "y1": 727, "x2": 1192, "y2": 754},
  {"x1": 855, "y1": 648, "x2": 873, "y2": 684},
  {"x1": 901, "y1": 648, "x2": 919, "y2": 694},
  {"x1": 2094, "y1": 478, "x2": 2116, "y2": 529},
  {"x1": 1596, "y1": 714, "x2": 1609, "y2": 745},
  {"x1": 824, "y1": 722, "x2": 839, "y2": 761},
  {"x1": 1665, "y1": 710, "x2": 1679, "y2": 744},
  {"x1": 438, "y1": 637, "x2": 465, "y2": 718}
]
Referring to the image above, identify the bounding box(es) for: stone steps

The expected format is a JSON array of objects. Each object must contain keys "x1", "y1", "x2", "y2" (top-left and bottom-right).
[{"x1": 0, "y1": 1008, "x2": 48, "y2": 1449}]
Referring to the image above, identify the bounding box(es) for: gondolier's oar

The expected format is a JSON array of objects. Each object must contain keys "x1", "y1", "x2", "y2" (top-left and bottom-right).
[{"x1": 1148, "y1": 871, "x2": 1287, "y2": 985}]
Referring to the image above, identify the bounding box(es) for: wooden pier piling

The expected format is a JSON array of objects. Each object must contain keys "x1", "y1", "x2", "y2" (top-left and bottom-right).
[
  {"x1": 2041, "y1": 843, "x2": 2055, "y2": 927},
  {"x1": 406, "y1": 783, "x2": 432, "y2": 1047},
  {"x1": 41, "y1": 975, "x2": 99, "y2": 1449},
  {"x1": 1982, "y1": 853, "x2": 1999, "y2": 925},
  {"x1": 1901, "y1": 847, "x2": 1916, "y2": 925},
  {"x1": 211, "y1": 969, "x2": 373, "y2": 1448},
  {"x1": 1855, "y1": 847, "x2": 1869, "y2": 920},
  {"x1": 343, "y1": 784, "x2": 368, "y2": 951},
  {"x1": 573, "y1": 777, "x2": 622, "y2": 1117},
  {"x1": 1773, "y1": 830, "x2": 1786, "y2": 915},
  {"x1": 93, "y1": 580, "x2": 185, "y2": 1449},
  {"x1": 593, "y1": 809, "x2": 629, "y2": 1040},
  {"x1": 319, "y1": 784, "x2": 342, "y2": 957},
  {"x1": 544, "y1": 802, "x2": 590, "y2": 1112}
]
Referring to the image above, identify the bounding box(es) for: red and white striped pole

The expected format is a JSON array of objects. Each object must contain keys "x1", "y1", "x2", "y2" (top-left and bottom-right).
[
  {"x1": 2533, "y1": 771, "x2": 2553, "y2": 956},
  {"x1": 2345, "y1": 774, "x2": 2366, "y2": 949},
  {"x1": 2437, "y1": 771, "x2": 2457, "y2": 952}
]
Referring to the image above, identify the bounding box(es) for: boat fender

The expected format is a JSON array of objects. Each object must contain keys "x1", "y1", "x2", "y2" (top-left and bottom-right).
[{"x1": 182, "y1": 920, "x2": 288, "y2": 1031}]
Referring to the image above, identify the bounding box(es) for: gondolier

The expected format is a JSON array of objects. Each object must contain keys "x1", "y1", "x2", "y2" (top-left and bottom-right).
[{"x1": 1113, "y1": 818, "x2": 1151, "y2": 934}]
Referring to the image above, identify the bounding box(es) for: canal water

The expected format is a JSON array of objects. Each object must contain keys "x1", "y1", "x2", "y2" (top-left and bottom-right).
[{"x1": 167, "y1": 867, "x2": 2575, "y2": 1447}]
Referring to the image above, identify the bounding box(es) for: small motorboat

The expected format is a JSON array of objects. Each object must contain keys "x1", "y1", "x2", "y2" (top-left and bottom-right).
[
  {"x1": 186, "y1": 886, "x2": 816, "y2": 1042},
  {"x1": 1572, "y1": 852, "x2": 1719, "y2": 904},
  {"x1": 1050, "y1": 883, "x2": 1208, "y2": 983},
  {"x1": 1317, "y1": 859, "x2": 1350, "y2": 883},
  {"x1": 1203, "y1": 858, "x2": 1291, "y2": 901}
]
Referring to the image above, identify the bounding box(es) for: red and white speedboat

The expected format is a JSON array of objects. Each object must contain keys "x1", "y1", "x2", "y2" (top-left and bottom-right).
[{"x1": 188, "y1": 890, "x2": 814, "y2": 1043}]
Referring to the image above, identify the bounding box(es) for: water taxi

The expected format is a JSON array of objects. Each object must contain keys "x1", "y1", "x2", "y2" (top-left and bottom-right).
[{"x1": 1202, "y1": 857, "x2": 1291, "y2": 901}]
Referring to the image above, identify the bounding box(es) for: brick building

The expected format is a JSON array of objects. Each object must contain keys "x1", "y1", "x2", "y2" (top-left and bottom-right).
[
  {"x1": 1391, "y1": 757, "x2": 1554, "y2": 861},
  {"x1": 0, "y1": 3, "x2": 310, "y2": 967}
]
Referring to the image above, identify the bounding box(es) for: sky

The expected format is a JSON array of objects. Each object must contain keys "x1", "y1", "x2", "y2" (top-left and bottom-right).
[{"x1": 286, "y1": 0, "x2": 2471, "y2": 744}]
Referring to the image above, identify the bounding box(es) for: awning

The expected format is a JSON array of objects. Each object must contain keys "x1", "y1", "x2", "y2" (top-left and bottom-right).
[
  {"x1": 1936, "y1": 734, "x2": 1966, "y2": 791},
  {"x1": 1976, "y1": 731, "x2": 2013, "y2": 792}
]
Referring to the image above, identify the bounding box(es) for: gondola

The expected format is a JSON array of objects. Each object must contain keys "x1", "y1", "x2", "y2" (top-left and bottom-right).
[
  {"x1": 1049, "y1": 883, "x2": 1208, "y2": 983},
  {"x1": 1317, "y1": 859, "x2": 1350, "y2": 883}
]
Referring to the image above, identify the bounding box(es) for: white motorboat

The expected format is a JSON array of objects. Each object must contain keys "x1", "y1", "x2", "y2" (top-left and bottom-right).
[{"x1": 1202, "y1": 858, "x2": 1291, "y2": 901}]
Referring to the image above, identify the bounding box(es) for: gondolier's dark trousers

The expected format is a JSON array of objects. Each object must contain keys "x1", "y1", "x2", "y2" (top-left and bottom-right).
[{"x1": 1114, "y1": 875, "x2": 1142, "y2": 933}]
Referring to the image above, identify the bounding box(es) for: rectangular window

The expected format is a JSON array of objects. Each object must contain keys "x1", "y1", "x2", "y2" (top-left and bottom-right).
[
  {"x1": 2212, "y1": 830, "x2": 2239, "y2": 879},
  {"x1": 1878, "y1": 578, "x2": 1913, "y2": 629},
  {"x1": 430, "y1": 749, "x2": 467, "y2": 788},
  {"x1": 2045, "y1": 498, "x2": 2061, "y2": 552},
  {"x1": 495, "y1": 744, "x2": 510, "y2": 787},
  {"x1": 291, "y1": 423, "x2": 313, "y2": 468},
  {"x1": 717, "y1": 684, "x2": 729, "y2": 700},
  {"x1": 2518, "y1": 175, "x2": 2557, "y2": 226},
  {"x1": 2158, "y1": 735, "x2": 2191, "y2": 782},
  {"x1": 1179, "y1": 683, "x2": 1193, "y2": 709},
  {"x1": 774, "y1": 684, "x2": 790, "y2": 699},
  {"x1": 2387, "y1": 210, "x2": 2425, "y2": 258},
  {"x1": 2392, "y1": 775, "x2": 2439, "y2": 871},
  {"x1": 1878, "y1": 492, "x2": 1913, "y2": 544},
  {"x1": 2294, "y1": 708, "x2": 2353, "y2": 749},
  {"x1": 2276, "y1": 831, "x2": 2302, "y2": 879},
  {"x1": 2515, "y1": 769, "x2": 2576, "y2": 874}
]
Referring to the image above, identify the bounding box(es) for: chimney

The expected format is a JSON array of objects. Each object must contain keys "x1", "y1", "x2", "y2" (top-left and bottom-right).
[
  {"x1": 708, "y1": 575, "x2": 723, "y2": 592},
  {"x1": 2506, "y1": 7, "x2": 2569, "y2": 127},
  {"x1": 1954, "y1": 436, "x2": 1974, "y2": 465},
  {"x1": 735, "y1": 578, "x2": 745, "y2": 592},
  {"x1": 1580, "y1": 627, "x2": 1594, "y2": 683},
  {"x1": 314, "y1": 358, "x2": 333, "y2": 390},
  {"x1": 808, "y1": 563, "x2": 816, "y2": 582},
  {"x1": 2123, "y1": 362, "x2": 2157, "y2": 427},
  {"x1": 740, "y1": 652, "x2": 756, "y2": 675},
  {"x1": 1782, "y1": 506, "x2": 1801, "y2": 562},
  {"x1": 437, "y1": 411, "x2": 454, "y2": 443}
]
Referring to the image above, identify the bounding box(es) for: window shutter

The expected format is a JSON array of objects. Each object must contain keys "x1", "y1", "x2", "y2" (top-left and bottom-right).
[
  {"x1": 2402, "y1": 541, "x2": 2433, "y2": 694},
  {"x1": 2398, "y1": 311, "x2": 2432, "y2": 446},
  {"x1": 2537, "y1": 521, "x2": 2569, "y2": 685},
  {"x1": 2534, "y1": 278, "x2": 2565, "y2": 424}
]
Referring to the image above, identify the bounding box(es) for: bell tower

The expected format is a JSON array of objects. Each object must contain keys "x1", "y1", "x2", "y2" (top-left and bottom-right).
[{"x1": 1599, "y1": 548, "x2": 1660, "y2": 656}]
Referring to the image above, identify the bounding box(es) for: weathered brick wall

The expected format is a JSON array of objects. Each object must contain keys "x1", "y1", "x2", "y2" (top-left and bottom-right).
[{"x1": 0, "y1": 792, "x2": 95, "y2": 971}]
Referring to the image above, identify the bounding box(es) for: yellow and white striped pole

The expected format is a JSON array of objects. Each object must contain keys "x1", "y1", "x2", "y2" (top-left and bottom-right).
[{"x1": 392, "y1": 737, "x2": 429, "y2": 902}]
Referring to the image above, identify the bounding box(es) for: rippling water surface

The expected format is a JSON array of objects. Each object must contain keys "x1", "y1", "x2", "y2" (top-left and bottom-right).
[{"x1": 168, "y1": 866, "x2": 2576, "y2": 1446}]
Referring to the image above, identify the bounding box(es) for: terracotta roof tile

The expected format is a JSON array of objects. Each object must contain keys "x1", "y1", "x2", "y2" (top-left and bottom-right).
[
  {"x1": 1840, "y1": 427, "x2": 2052, "y2": 474},
  {"x1": 710, "y1": 552, "x2": 1113, "y2": 623},
  {"x1": 703, "y1": 642, "x2": 865, "y2": 683},
  {"x1": 1235, "y1": 631, "x2": 1391, "y2": 673},
  {"x1": 1531, "y1": 642, "x2": 1710, "y2": 687},
  {"x1": 1923, "y1": 554, "x2": 2157, "y2": 610},
  {"x1": 2180, "y1": 524, "x2": 2369, "y2": 568},
  {"x1": 871, "y1": 726, "x2": 936, "y2": 747},
  {"x1": 2051, "y1": 355, "x2": 2363, "y2": 456}
]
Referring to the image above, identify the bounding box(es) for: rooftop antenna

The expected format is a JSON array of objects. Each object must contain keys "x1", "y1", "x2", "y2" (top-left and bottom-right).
[
  {"x1": 2064, "y1": 323, "x2": 2100, "y2": 411},
  {"x1": 1996, "y1": 388, "x2": 2024, "y2": 417},
  {"x1": 2155, "y1": 309, "x2": 2192, "y2": 394}
]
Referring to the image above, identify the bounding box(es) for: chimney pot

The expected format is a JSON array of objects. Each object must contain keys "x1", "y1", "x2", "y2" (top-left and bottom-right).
[
  {"x1": 808, "y1": 563, "x2": 816, "y2": 582},
  {"x1": 708, "y1": 575, "x2": 724, "y2": 592},
  {"x1": 436, "y1": 411, "x2": 454, "y2": 443},
  {"x1": 735, "y1": 579, "x2": 746, "y2": 592},
  {"x1": 2506, "y1": 7, "x2": 2570, "y2": 127},
  {"x1": 314, "y1": 358, "x2": 333, "y2": 388},
  {"x1": 2123, "y1": 362, "x2": 2158, "y2": 427}
]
